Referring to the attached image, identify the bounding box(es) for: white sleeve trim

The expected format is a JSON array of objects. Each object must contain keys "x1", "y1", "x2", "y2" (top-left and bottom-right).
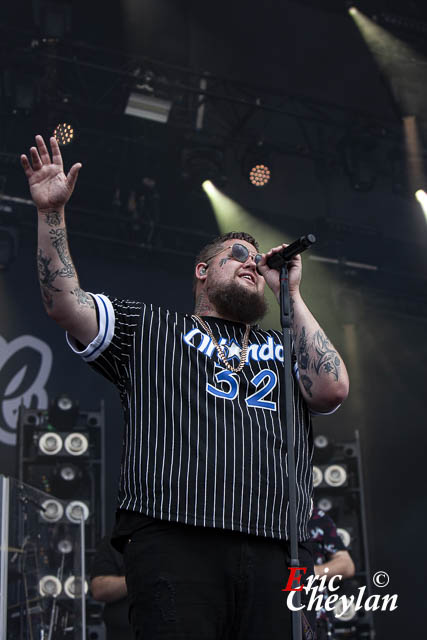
[
  {"x1": 66, "y1": 293, "x2": 115, "y2": 363},
  {"x1": 294, "y1": 361, "x2": 341, "y2": 416}
]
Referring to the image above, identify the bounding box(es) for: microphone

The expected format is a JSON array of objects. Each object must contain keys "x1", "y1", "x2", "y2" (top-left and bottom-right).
[{"x1": 266, "y1": 234, "x2": 316, "y2": 270}]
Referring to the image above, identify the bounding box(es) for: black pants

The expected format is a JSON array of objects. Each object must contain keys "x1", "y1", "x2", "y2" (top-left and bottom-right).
[{"x1": 123, "y1": 516, "x2": 316, "y2": 640}]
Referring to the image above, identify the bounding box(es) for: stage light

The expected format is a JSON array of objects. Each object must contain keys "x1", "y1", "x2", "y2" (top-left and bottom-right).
[
  {"x1": 415, "y1": 189, "x2": 427, "y2": 219},
  {"x1": 125, "y1": 92, "x2": 171, "y2": 123},
  {"x1": 54, "y1": 123, "x2": 74, "y2": 146},
  {"x1": 337, "y1": 527, "x2": 352, "y2": 548},
  {"x1": 182, "y1": 147, "x2": 226, "y2": 187},
  {"x1": 317, "y1": 497, "x2": 333, "y2": 512},
  {"x1": 333, "y1": 598, "x2": 357, "y2": 621},
  {"x1": 57, "y1": 538, "x2": 73, "y2": 554},
  {"x1": 324, "y1": 464, "x2": 347, "y2": 487},
  {"x1": 39, "y1": 575, "x2": 62, "y2": 598},
  {"x1": 38, "y1": 432, "x2": 63, "y2": 456},
  {"x1": 49, "y1": 394, "x2": 79, "y2": 429},
  {"x1": 41, "y1": 498, "x2": 64, "y2": 522},
  {"x1": 249, "y1": 163, "x2": 271, "y2": 187},
  {"x1": 64, "y1": 432, "x2": 88, "y2": 456},
  {"x1": 313, "y1": 465, "x2": 323, "y2": 488},
  {"x1": 202, "y1": 180, "x2": 215, "y2": 195},
  {"x1": 65, "y1": 500, "x2": 89, "y2": 523},
  {"x1": 64, "y1": 576, "x2": 88, "y2": 599},
  {"x1": 348, "y1": 7, "x2": 357, "y2": 16}
]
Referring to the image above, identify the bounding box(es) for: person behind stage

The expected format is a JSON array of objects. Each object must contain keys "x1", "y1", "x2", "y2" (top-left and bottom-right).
[
  {"x1": 308, "y1": 507, "x2": 355, "y2": 639},
  {"x1": 90, "y1": 536, "x2": 133, "y2": 640},
  {"x1": 21, "y1": 135, "x2": 349, "y2": 640}
]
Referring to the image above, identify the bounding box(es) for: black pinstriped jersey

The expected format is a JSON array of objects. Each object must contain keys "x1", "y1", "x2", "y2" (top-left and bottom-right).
[{"x1": 67, "y1": 294, "x2": 314, "y2": 541}]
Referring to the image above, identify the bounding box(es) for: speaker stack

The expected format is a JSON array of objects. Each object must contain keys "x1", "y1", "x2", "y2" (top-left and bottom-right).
[
  {"x1": 16, "y1": 394, "x2": 106, "y2": 636},
  {"x1": 312, "y1": 429, "x2": 375, "y2": 639}
]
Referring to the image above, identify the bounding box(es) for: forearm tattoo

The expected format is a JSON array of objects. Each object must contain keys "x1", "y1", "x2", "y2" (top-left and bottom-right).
[
  {"x1": 37, "y1": 249, "x2": 61, "y2": 310},
  {"x1": 49, "y1": 228, "x2": 76, "y2": 278},
  {"x1": 297, "y1": 326, "x2": 341, "y2": 383},
  {"x1": 43, "y1": 211, "x2": 62, "y2": 227},
  {"x1": 71, "y1": 287, "x2": 95, "y2": 308}
]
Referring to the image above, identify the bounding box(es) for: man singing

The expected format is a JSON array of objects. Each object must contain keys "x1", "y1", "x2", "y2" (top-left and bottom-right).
[{"x1": 21, "y1": 135, "x2": 349, "y2": 640}]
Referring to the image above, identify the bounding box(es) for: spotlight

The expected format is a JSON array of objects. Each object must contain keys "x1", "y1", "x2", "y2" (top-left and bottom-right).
[
  {"x1": 249, "y1": 163, "x2": 271, "y2": 187},
  {"x1": 348, "y1": 7, "x2": 357, "y2": 16},
  {"x1": 64, "y1": 432, "x2": 88, "y2": 456},
  {"x1": 125, "y1": 92, "x2": 171, "y2": 124},
  {"x1": 313, "y1": 465, "x2": 323, "y2": 488},
  {"x1": 182, "y1": 147, "x2": 226, "y2": 187},
  {"x1": 317, "y1": 497, "x2": 333, "y2": 512},
  {"x1": 39, "y1": 575, "x2": 62, "y2": 598},
  {"x1": 65, "y1": 500, "x2": 89, "y2": 523},
  {"x1": 415, "y1": 189, "x2": 427, "y2": 218},
  {"x1": 38, "y1": 432, "x2": 63, "y2": 456},
  {"x1": 40, "y1": 499, "x2": 64, "y2": 523},
  {"x1": 59, "y1": 464, "x2": 77, "y2": 481},
  {"x1": 337, "y1": 527, "x2": 352, "y2": 548},
  {"x1": 53, "y1": 123, "x2": 74, "y2": 146},
  {"x1": 333, "y1": 598, "x2": 357, "y2": 621},
  {"x1": 64, "y1": 576, "x2": 88, "y2": 599},
  {"x1": 324, "y1": 464, "x2": 347, "y2": 487},
  {"x1": 57, "y1": 538, "x2": 73, "y2": 554},
  {"x1": 49, "y1": 394, "x2": 79, "y2": 429}
]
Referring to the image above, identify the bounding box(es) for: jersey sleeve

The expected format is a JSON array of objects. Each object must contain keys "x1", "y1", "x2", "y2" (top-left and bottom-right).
[
  {"x1": 319, "y1": 512, "x2": 346, "y2": 557},
  {"x1": 66, "y1": 293, "x2": 141, "y2": 390}
]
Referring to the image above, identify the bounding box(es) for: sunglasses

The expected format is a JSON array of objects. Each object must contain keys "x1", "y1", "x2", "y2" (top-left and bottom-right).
[{"x1": 205, "y1": 243, "x2": 262, "y2": 266}]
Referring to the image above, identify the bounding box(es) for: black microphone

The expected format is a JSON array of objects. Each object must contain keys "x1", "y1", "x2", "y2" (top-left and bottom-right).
[{"x1": 266, "y1": 234, "x2": 316, "y2": 270}]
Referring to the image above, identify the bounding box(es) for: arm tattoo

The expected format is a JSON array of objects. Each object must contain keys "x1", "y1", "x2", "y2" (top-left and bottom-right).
[
  {"x1": 297, "y1": 326, "x2": 341, "y2": 381},
  {"x1": 43, "y1": 211, "x2": 62, "y2": 227},
  {"x1": 37, "y1": 249, "x2": 61, "y2": 310},
  {"x1": 49, "y1": 228, "x2": 76, "y2": 278},
  {"x1": 71, "y1": 287, "x2": 95, "y2": 308},
  {"x1": 312, "y1": 330, "x2": 341, "y2": 381},
  {"x1": 301, "y1": 374, "x2": 313, "y2": 397}
]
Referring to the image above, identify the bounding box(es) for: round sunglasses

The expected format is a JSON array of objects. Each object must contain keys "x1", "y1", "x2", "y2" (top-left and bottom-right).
[{"x1": 205, "y1": 243, "x2": 262, "y2": 266}]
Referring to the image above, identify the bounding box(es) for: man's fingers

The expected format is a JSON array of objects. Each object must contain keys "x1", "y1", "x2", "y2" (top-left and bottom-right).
[
  {"x1": 20, "y1": 154, "x2": 34, "y2": 178},
  {"x1": 35, "y1": 135, "x2": 50, "y2": 164},
  {"x1": 67, "y1": 163, "x2": 82, "y2": 190},
  {"x1": 30, "y1": 146, "x2": 42, "y2": 170},
  {"x1": 50, "y1": 136, "x2": 63, "y2": 168}
]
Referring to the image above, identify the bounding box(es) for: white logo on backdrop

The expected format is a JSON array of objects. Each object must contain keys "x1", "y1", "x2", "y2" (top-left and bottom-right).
[{"x1": 0, "y1": 335, "x2": 52, "y2": 445}]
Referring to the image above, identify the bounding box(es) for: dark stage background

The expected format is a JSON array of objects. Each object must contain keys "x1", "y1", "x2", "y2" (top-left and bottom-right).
[{"x1": 2, "y1": 1, "x2": 427, "y2": 637}]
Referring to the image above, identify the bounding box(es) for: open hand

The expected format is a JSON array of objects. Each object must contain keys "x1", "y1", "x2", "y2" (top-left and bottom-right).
[{"x1": 21, "y1": 135, "x2": 81, "y2": 213}]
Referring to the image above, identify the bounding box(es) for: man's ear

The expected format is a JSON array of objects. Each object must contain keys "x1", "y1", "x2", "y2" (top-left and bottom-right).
[{"x1": 195, "y1": 263, "x2": 208, "y2": 280}]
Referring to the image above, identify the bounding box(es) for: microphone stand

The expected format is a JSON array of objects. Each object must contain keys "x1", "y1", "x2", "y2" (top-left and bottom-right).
[{"x1": 276, "y1": 236, "x2": 315, "y2": 640}]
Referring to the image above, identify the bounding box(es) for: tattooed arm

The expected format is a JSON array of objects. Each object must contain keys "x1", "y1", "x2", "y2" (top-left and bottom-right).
[
  {"x1": 21, "y1": 135, "x2": 98, "y2": 346},
  {"x1": 258, "y1": 243, "x2": 349, "y2": 412},
  {"x1": 291, "y1": 293, "x2": 349, "y2": 411}
]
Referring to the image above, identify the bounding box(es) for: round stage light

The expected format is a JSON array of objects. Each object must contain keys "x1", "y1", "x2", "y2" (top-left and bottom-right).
[
  {"x1": 65, "y1": 501, "x2": 89, "y2": 523},
  {"x1": 41, "y1": 499, "x2": 64, "y2": 523},
  {"x1": 59, "y1": 464, "x2": 77, "y2": 481},
  {"x1": 64, "y1": 576, "x2": 88, "y2": 599},
  {"x1": 64, "y1": 432, "x2": 88, "y2": 456},
  {"x1": 249, "y1": 164, "x2": 271, "y2": 187},
  {"x1": 333, "y1": 597, "x2": 356, "y2": 621},
  {"x1": 312, "y1": 465, "x2": 323, "y2": 488},
  {"x1": 39, "y1": 575, "x2": 62, "y2": 597},
  {"x1": 56, "y1": 394, "x2": 74, "y2": 411},
  {"x1": 314, "y1": 434, "x2": 328, "y2": 449},
  {"x1": 337, "y1": 527, "x2": 351, "y2": 548},
  {"x1": 57, "y1": 538, "x2": 73, "y2": 554},
  {"x1": 324, "y1": 464, "x2": 347, "y2": 487},
  {"x1": 317, "y1": 497, "x2": 333, "y2": 512},
  {"x1": 53, "y1": 123, "x2": 74, "y2": 146},
  {"x1": 38, "y1": 432, "x2": 63, "y2": 456}
]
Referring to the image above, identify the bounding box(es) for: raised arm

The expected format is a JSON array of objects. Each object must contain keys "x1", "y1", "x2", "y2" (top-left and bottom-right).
[
  {"x1": 21, "y1": 135, "x2": 98, "y2": 346},
  {"x1": 258, "y1": 244, "x2": 349, "y2": 412}
]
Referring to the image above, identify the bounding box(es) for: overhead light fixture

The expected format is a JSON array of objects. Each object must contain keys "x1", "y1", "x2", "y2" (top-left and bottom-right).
[
  {"x1": 243, "y1": 141, "x2": 272, "y2": 188},
  {"x1": 40, "y1": 498, "x2": 64, "y2": 522},
  {"x1": 182, "y1": 147, "x2": 226, "y2": 187},
  {"x1": 54, "y1": 122, "x2": 74, "y2": 146},
  {"x1": 125, "y1": 93, "x2": 172, "y2": 124}
]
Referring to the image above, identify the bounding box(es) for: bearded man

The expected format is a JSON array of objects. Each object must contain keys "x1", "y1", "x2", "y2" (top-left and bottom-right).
[{"x1": 22, "y1": 135, "x2": 349, "y2": 640}]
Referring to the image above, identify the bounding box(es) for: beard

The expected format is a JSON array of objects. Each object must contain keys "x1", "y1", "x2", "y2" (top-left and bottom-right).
[{"x1": 207, "y1": 279, "x2": 268, "y2": 324}]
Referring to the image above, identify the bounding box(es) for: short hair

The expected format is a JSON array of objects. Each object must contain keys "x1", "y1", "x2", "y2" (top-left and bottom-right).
[{"x1": 193, "y1": 231, "x2": 259, "y2": 295}]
